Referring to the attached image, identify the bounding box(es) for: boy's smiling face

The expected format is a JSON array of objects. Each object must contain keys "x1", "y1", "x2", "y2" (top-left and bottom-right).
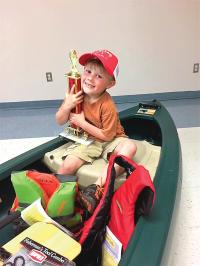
[{"x1": 81, "y1": 61, "x2": 115, "y2": 99}]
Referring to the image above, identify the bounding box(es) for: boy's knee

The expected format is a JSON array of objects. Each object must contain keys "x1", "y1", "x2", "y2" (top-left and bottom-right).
[
  {"x1": 130, "y1": 140, "x2": 137, "y2": 153},
  {"x1": 58, "y1": 158, "x2": 82, "y2": 175},
  {"x1": 117, "y1": 139, "x2": 137, "y2": 157},
  {"x1": 125, "y1": 139, "x2": 137, "y2": 149},
  {"x1": 58, "y1": 164, "x2": 75, "y2": 175},
  {"x1": 126, "y1": 140, "x2": 137, "y2": 157}
]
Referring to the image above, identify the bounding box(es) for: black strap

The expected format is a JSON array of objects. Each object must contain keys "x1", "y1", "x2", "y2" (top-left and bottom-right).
[
  {"x1": 112, "y1": 156, "x2": 136, "y2": 178},
  {"x1": 55, "y1": 174, "x2": 77, "y2": 183},
  {"x1": 18, "y1": 202, "x2": 29, "y2": 208},
  {"x1": 53, "y1": 213, "x2": 75, "y2": 224}
]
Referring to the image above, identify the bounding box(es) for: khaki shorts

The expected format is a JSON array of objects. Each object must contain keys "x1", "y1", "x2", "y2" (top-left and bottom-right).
[{"x1": 63, "y1": 137, "x2": 128, "y2": 163}]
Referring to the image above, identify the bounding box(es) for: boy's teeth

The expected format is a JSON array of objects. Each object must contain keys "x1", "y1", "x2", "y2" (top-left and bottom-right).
[{"x1": 86, "y1": 82, "x2": 94, "y2": 88}]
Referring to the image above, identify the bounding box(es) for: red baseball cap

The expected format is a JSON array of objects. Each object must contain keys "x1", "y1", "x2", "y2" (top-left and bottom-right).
[{"x1": 79, "y1": 49, "x2": 119, "y2": 80}]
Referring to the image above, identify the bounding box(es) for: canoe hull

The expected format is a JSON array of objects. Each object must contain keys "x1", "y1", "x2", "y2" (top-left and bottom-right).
[{"x1": 0, "y1": 100, "x2": 182, "y2": 266}]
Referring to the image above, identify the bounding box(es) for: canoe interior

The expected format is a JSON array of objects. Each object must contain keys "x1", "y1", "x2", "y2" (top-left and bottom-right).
[
  {"x1": 0, "y1": 115, "x2": 162, "y2": 247},
  {"x1": 121, "y1": 116, "x2": 162, "y2": 146}
]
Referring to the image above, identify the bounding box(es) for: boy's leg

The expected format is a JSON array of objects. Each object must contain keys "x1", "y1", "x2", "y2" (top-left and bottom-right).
[
  {"x1": 79, "y1": 139, "x2": 137, "y2": 214},
  {"x1": 95, "y1": 138, "x2": 137, "y2": 186},
  {"x1": 59, "y1": 141, "x2": 103, "y2": 175},
  {"x1": 59, "y1": 143, "x2": 104, "y2": 215},
  {"x1": 58, "y1": 155, "x2": 85, "y2": 175}
]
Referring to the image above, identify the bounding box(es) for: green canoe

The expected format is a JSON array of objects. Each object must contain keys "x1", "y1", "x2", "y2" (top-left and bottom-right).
[{"x1": 0, "y1": 100, "x2": 182, "y2": 265}]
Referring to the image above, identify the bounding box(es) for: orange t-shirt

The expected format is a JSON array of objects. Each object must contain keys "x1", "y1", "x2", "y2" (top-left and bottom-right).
[{"x1": 83, "y1": 92, "x2": 126, "y2": 142}]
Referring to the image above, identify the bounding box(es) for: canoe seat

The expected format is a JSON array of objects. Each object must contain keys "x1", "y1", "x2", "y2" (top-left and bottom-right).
[{"x1": 43, "y1": 140, "x2": 161, "y2": 189}]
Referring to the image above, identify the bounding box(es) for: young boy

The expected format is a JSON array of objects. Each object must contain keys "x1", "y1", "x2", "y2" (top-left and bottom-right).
[{"x1": 56, "y1": 50, "x2": 137, "y2": 214}]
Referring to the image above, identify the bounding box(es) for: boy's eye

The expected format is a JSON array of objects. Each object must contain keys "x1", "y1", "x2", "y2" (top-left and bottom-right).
[
  {"x1": 96, "y1": 74, "x2": 102, "y2": 79},
  {"x1": 85, "y1": 69, "x2": 91, "y2": 74}
]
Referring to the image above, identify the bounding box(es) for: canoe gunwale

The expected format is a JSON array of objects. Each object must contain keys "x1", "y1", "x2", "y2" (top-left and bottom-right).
[
  {"x1": 119, "y1": 102, "x2": 182, "y2": 266},
  {"x1": 0, "y1": 137, "x2": 66, "y2": 181}
]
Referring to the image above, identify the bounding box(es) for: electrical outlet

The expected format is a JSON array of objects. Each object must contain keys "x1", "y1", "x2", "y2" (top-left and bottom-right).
[
  {"x1": 46, "y1": 72, "x2": 53, "y2": 82},
  {"x1": 193, "y1": 63, "x2": 199, "y2": 73}
]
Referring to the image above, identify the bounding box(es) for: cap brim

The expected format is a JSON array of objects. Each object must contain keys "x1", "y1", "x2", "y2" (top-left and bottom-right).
[{"x1": 79, "y1": 53, "x2": 97, "y2": 66}]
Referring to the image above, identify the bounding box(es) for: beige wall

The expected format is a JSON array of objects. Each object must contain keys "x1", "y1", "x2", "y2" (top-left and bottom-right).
[{"x1": 0, "y1": 0, "x2": 199, "y2": 102}]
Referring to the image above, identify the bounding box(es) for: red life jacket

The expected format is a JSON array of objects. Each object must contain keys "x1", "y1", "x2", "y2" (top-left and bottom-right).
[
  {"x1": 108, "y1": 155, "x2": 156, "y2": 251},
  {"x1": 74, "y1": 155, "x2": 155, "y2": 265}
]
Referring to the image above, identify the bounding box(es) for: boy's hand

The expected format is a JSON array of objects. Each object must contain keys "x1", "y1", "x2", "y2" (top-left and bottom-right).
[
  {"x1": 63, "y1": 85, "x2": 84, "y2": 111},
  {"x1": 69, "y1": 111, "x2": 85, "y2": 127},
  {"x1": 55, "y1": 85, "x2": 84, "y2": 125}
]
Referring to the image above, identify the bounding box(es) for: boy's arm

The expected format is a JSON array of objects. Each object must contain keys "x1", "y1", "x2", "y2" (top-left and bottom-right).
[
  {"x1": 70, "y1": 111, "x2": 117, "y2": 141},
  {"x1": 55, "y1": 86, "x2": 84, "y2": 125},
  {"x1": 55, "y1": 102, "x2": 71, "y2": 125},
  {"x1": 80, "y1": 119, "x2": 112, "y2": 141}
]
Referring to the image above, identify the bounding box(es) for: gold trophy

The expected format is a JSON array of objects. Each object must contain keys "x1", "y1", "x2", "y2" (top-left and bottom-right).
[
  {"x1": 67, "y1": 50, "x2": 82, "y2": 132},
  {"x1": 61, "y1": 50, "x2": 93, "y2": 145}
]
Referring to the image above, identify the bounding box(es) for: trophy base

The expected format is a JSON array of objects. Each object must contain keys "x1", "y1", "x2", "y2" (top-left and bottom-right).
[{"x1": 59, "y1": 126, "x2": 94, "y2": 146}]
